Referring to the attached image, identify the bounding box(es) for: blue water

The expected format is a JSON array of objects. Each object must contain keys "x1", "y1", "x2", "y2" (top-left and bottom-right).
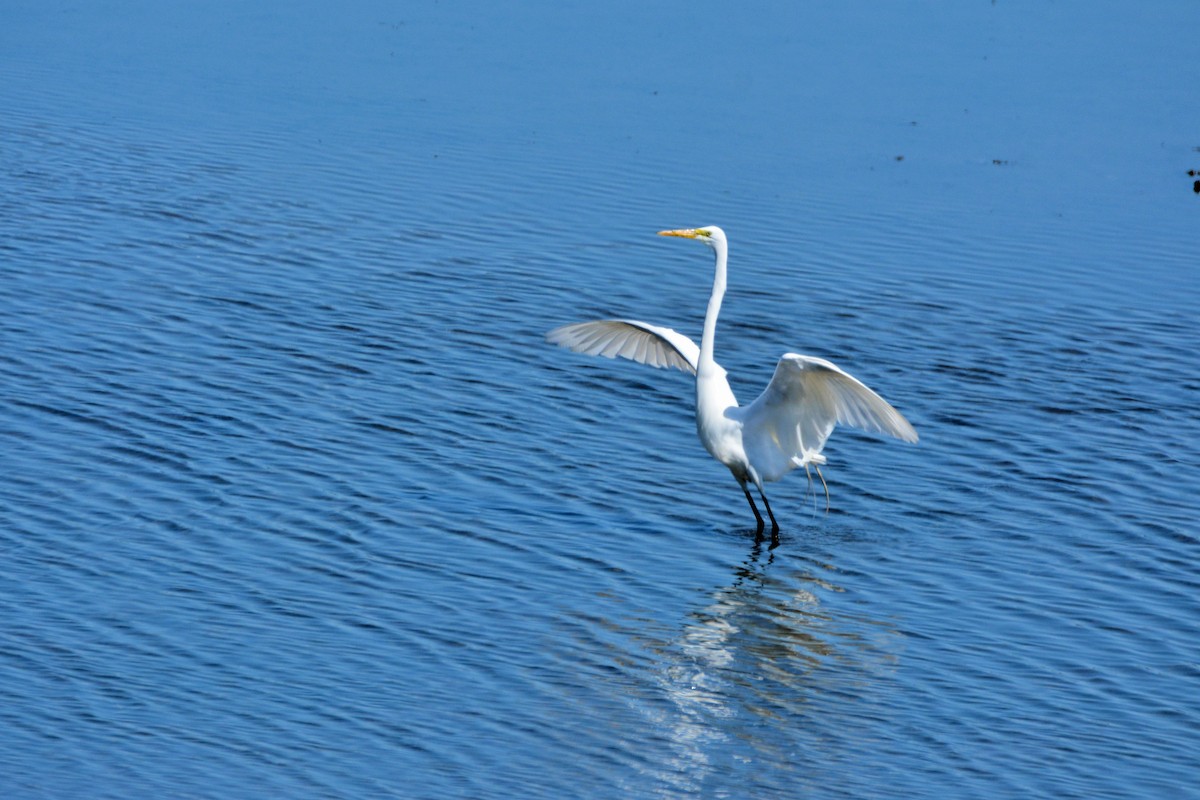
[{"x1": 3, "y1": 2, "x2": 1199, "y2": 798}]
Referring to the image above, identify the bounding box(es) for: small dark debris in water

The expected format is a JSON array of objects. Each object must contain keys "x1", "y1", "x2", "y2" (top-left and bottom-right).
[
  {"x1": 992, "y1": 159, "x2": 1009, "y2": 165},
  {"x1": 1194, "y1": 179, "x2": 1200, "y2": 194},
  {"x1": 895, "y1": 155, "x2": 904, "y2": 162}
]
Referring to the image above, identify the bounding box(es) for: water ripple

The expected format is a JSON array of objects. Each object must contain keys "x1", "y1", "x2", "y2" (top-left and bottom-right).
[{"x1": 4, "y1": 6, "x2": 1200, "y2": 796}]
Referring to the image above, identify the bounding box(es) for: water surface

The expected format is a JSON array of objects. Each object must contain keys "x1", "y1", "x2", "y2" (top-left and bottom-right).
[{"x1": 2, "y1": 2, "x2": 1198, "y2": 798}]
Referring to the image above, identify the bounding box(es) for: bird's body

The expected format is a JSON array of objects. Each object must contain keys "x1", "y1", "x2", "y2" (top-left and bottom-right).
[{"x1": 547, "y1": 226, "x2": 916, "y2": 537}]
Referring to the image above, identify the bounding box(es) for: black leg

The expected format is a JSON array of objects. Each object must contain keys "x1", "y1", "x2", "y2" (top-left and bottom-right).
[
  {"x1": 757, "y1": 486, "x2": 780, "y2": 536},
  {"x1": 740, "y1": 481, "x2": 765, "y2": 535}
]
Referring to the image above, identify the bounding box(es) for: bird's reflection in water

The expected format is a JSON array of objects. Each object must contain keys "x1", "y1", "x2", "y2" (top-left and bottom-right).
[{"x1": 637, "y1": 535, "x2": 900, "y2": 796}]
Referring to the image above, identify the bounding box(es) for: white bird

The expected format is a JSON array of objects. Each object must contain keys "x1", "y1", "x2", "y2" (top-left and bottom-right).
[{"x1": 547, "y1": 226, "x2": 917, "y2": 537}]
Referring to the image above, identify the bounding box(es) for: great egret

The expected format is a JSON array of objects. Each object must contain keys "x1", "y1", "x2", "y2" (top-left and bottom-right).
[{"x1": 547, "y1": 226, "x2": 917, "y2": 537}]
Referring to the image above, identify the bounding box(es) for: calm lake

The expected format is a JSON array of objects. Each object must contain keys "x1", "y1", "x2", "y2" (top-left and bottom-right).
[{"x1": 2, "y1": 2, "x2": 1198, "y2": 798}]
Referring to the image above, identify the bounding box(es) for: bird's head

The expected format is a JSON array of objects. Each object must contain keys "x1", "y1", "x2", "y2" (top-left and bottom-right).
[{"x1": 657, "y1": 226, "x2": 726, "y2": 249}]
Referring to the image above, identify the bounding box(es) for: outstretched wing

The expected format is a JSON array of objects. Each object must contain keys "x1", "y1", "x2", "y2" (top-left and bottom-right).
[
  {"x1": 738, "y1": 353, "x2": 917, "y2": 480},
  {"x1": 545, "y1": 319, "x2": 699, "y2": 375}
]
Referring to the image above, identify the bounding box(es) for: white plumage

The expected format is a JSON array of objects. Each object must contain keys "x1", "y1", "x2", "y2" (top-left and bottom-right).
[
  {"x1": 547, "y1": 226, "x2": 916, "y2": 537},
  {"x1": 546, "y1": 319, "x2": 699, "y2": 374}
]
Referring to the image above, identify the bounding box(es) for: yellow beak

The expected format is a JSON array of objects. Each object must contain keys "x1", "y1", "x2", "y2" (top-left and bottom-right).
[{"x1": 657, "y1": 228, "x2": 702, "y2": 239}]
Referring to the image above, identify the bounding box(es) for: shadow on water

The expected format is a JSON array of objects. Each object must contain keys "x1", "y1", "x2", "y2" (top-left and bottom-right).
[{"x1": 635, "y1": 532, "x2": 900, "y2": 797}]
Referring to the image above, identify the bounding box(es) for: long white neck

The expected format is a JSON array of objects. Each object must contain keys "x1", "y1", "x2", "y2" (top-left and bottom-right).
[
  {"x1": 699, "y1": 237, "x2": 727, "y2": 372},
  {"x1": 693, "y1": 234, "x2": 741, "y2": 465}
]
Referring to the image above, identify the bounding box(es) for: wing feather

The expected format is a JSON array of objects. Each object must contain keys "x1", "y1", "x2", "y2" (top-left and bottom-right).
[
  {"x1": 738, "y1": 353, "x2": 917, "y2": 480},
  {"x1": 545, "y1": 319, "x2": 699, "y2": 374}
]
